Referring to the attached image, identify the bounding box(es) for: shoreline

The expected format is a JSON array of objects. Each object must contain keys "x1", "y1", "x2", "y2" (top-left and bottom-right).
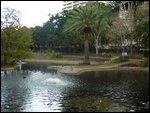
[
  {"x1": 24, "y1": 59, "x2": 99, "y2": 65},
  {"x1": 1, "y1": 67, "x2": 15, "y2": 71},
  {"x1": 48, "y1": 65, "x2": 149, "y2": 75},
  {"x1": 1, "y1": 59, "x2": 149, "y2": 75}
]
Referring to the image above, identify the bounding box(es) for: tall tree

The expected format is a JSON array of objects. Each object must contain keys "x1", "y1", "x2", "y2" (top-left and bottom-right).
[
  {"x1": 63, "y1": 3, "x2": 100, "y2": 65},
  {"x1": 92, "y1": 2, "x2": 113, "y2": 55},
  {"x1": 126, "y1": 1, "x2": 146, "y2": 56},
  {"x1": 1, "y1": 7, "x2": 32, "y2": 66},
  {"x1": 134, "y1": 2, "x2": 149, "y2": 49},
  {"x1": 109, "y1": 16, "x2": 131, "y2": 54}
]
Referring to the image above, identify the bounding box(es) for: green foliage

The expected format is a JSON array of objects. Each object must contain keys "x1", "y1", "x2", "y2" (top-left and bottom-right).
[
  {"x1": 1, "y1": 7, "x2": 32, "y2": 66},
  {"x1": 91, "y1": 3, "x2": 114, "y2": 52},
  {"x1": 129, "y1": 2, "x2": 149, "y2": 50},
  {"x1": 18, "y1": 2, "x2": 149, "y2": 58},
  {"x1": 92, "y1": 3, "x2": 113, "y2": 35},
  {"x1": 63, "y1": 2, "x2": 115, "y2": 63},
  {"x1": 134, "y1": 18, "x2": 149, "y2": 48},
  {"x1": 48, "y1": 49, "x2": 63, "y2": 58},
  {"x1": 64, "y1": 3, "x2": 103, "y2": 63},
  {"x1": 31, "y1": 11, "x2": 83, "y2": 52},
  {"x1": 133, "y1": 2, "x2": 149, "y2": 48},
  {"x1": 31, "y1": 3, "x2": 115, "y2": 55},
  {"x1": 64, "y1": 3, "x2": 100, "y2": 34},
  {"x1": 1, "y1": 26, "x2": 32, "y2": 65},
  {"x1": 47, "y1": 48, "x2": 53, "y2": 53},
  {"x1": 105, "y1": 56, "x2": 120, "y2": 64},
  {"x1": 106, "y1": 55, "x2": 129, "y2": 64},
  {"x1": 108, "y1": 56, "x2": 120, "y2": 63},
  {"x1": 31, "y1": 26, "x2": 43, "y2": 47}
]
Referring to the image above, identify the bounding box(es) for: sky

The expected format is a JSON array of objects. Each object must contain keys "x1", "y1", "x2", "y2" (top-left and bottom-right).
[{"x1": 1, "y1": 1, "x2": 63, "y2": 27}]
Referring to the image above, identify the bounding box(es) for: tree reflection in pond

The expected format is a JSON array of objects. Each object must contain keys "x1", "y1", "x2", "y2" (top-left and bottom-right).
[{"x1": 1, "y1": 63, "x2": 149, "y2": 112}]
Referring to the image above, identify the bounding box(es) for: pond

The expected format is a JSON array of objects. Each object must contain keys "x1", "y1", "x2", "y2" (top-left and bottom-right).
[{"x1": 1, "y1": 62, "x2": 149, "y2": 112}]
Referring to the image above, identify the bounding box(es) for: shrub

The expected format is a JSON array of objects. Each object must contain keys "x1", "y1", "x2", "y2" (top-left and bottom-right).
[
  {"x1": 48, "y1": 49, "x2": 63, "y2": 58},
  {"x1": 105, "y1": 55, "x2": 129, "y2": 64},
  {"x1": 105, "y1": 56, "x2": 120, "y2": 64},
  {"x1": 110, "y1": 56, "x2": 120, "y2": 63},
  {"x1": 47, "y1": 49, "x2": 53, "y2": 53}
]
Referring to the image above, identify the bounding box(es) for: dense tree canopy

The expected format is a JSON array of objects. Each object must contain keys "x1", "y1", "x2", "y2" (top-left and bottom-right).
[
  {"x1": 31, "y1": 11, "x2": 84, "y2": 53},
  {"x1": 2, "y1": 2, "x2": 149, "y2": 66},
  {"x1": 134, "y1": 2, "x2": 149, "y2": 49},
  {"x1": 1, "y1": 8, "x2": 32, "y2": 65}
]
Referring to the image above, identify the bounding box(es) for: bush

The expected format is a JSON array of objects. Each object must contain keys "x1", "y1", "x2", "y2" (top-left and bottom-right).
[
  {"x1": 110, "y1": 56, "x2": 120, "y2": 63},
  {"x1": 105, "y1": 55, "x2": 129, "y2": 64},
  {"x1": 48, "y1": 49, "x2": 63, "y2": 58},
  {"x1": 105, "y1": 56, "x2": 120, "y2": 64},
  {"x1": 47, "y1": 49, "x2": 53, "y2": 53}
]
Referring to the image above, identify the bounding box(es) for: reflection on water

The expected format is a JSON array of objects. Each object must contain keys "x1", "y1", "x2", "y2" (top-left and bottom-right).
[{"x1": 1, "y1": 62, "x2": 149, "y2": 112}]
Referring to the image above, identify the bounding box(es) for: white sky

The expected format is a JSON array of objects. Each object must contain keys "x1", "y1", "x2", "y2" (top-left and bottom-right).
[{"x1": 1, "y1": 1, "x2": 63, "y2": 27}]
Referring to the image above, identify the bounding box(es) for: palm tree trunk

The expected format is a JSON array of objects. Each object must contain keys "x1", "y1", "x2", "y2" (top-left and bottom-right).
[
  {"x1": 83, "y1": 32, "x2": 90, "y2": 65},
  {"x1": 95, "y1": 37, "x2": 99, "y2": 55}
]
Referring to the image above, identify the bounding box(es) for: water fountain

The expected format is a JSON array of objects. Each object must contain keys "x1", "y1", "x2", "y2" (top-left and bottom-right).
[{"x1": 16, "y1": 60, "x2": 27, "y2": 71}]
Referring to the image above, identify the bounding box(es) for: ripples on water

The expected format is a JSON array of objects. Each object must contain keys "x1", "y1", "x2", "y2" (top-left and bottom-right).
[{"x1": 1, "y1": 62, "x2": 149, "y2": 112}]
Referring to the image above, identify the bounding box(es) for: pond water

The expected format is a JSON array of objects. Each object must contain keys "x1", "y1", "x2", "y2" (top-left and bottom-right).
[{"x1": 1, "y1": 62, "x2": 149, "y2": 112}]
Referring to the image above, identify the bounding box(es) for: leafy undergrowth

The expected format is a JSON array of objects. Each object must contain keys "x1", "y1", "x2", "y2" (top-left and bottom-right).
[
  {"x1": 47, "y1": 49, "x2": 63, "y2": 58},
  {"x1": 105, "y1": 56, "x2": 129, "y2": 64}
]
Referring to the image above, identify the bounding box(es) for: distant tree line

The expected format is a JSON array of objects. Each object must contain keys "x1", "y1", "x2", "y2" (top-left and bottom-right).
[{"x1": 1, "y1": 1, "x2": 149, "y2": 65}]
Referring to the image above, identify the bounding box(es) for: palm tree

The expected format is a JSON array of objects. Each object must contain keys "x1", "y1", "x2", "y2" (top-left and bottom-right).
[{"x1": 63, "y1": 3, "x2": 99, "y2": 65}]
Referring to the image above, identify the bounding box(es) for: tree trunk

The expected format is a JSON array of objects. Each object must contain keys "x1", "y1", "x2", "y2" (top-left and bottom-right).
[
  {"x1": 95, "y1": 37, "x2": 99, "y2": 55},
  {"x1": 4, "y1": 55, "x2": 8, "y2": 65},
  {"x1": 116, "y1": 44, "x2": 120, "y2": 55},
  {"x1": 4, "y1": 42, "x2": 9, "y2": 65},
  {"x1": 130, "y1": 39, "x2": 133, "y2": 57},
  {"x1": 96, "y1": 47, "x2": 99, "y2": 55},
  {"x1": 83, "y1": 32, "x2": 90, "y2": 65},
  {"x1": 130, "y1": 2, "x2": 138, "y2": 57}
]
